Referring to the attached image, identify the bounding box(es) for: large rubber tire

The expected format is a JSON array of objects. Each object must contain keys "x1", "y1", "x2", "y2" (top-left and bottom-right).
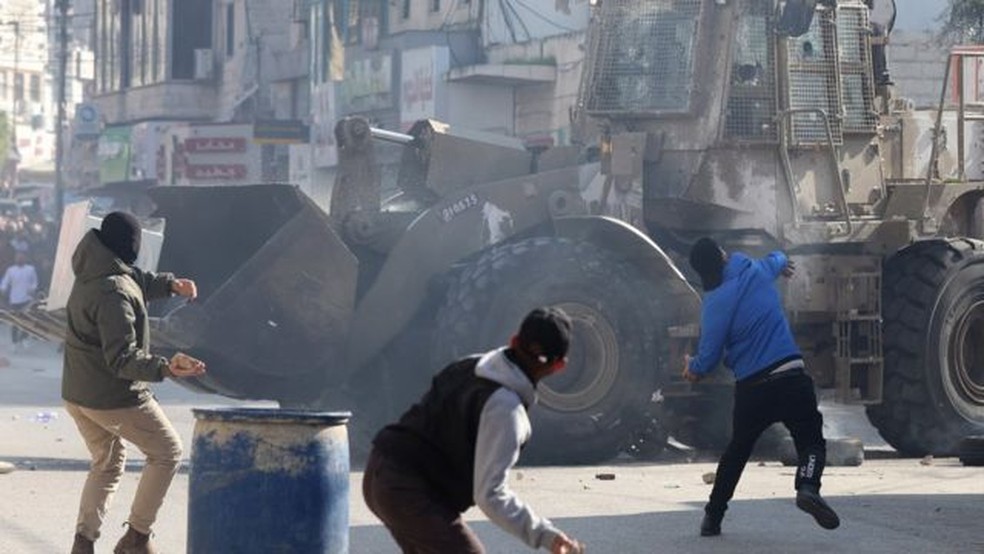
[
  {"x1": 664, "y1": 383, "x2": 734, "y2": 452},
  {"x1": 867, "y1": 239, "x2": 984, "y2": 455},
  {"x1": 434, "y1": 237, "x2": 671, "y2": 465}
]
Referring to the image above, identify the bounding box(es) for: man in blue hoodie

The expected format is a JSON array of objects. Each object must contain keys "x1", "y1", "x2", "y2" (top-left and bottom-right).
[
  {"x1": 684, "y1": 237, "x2": 839, "y2": 537},
  {"x1": 363, "y1": 307, "x2": 584, "y2": 553}
]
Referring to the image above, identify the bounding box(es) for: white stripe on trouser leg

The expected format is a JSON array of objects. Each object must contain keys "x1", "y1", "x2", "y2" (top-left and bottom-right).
[{"x1": 799, "y1": 454, "x2": 817, "y2": 480}]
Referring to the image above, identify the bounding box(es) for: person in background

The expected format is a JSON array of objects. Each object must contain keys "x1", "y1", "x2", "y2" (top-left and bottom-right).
[
  {"x1": 684, "y1": 237, "x2": 839, "y2": 537},
  {"x1": 363, "y1": 307, "x2": 584, "y2": 554},
  {"x1": 10, "y1": 231, "x2": 29, "y2": 254},
  {"x1": 64, "y1": 212, "x2": 206, "y2": 554},
  {"x1": 1, "y1": 250, "x2": 38, "y2": 348}
]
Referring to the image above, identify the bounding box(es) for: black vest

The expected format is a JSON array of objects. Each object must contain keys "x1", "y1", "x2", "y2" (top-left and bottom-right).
[{"x1": 373, "y1": 356, "x2": 504, "y2": 512}]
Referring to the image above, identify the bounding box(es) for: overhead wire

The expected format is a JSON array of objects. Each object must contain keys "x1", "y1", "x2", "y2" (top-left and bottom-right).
[
  {"x1": 497, "y1": 0, "x2": 519, "y2": 42},
  {"x1": 439, "y1": 0, "x2": 461, "y2": 27},
  {"x1": 507, "y1": 0, "x2": 580, "y2": 33},
  {"x1": 437, "y1": 0, "x2": 468, "y2": 67},
  {"x1": 501, "y1": 0, "x2": 532, "y2": 42}
]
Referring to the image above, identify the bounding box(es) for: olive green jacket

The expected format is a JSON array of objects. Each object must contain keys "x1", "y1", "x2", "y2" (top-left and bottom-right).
[{"x1": 61, "y1": 230, "x2": 175, "y2": 409}]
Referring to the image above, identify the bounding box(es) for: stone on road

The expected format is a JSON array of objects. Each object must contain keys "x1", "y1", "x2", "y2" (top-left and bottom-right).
[{"x1": 1, "y1": 340, "x2": 982, "y2": 553}]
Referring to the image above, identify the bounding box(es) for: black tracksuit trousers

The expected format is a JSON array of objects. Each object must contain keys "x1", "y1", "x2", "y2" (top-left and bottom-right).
[{"x1": 706, "y1": 370, "x2": 826, "y2": 516}]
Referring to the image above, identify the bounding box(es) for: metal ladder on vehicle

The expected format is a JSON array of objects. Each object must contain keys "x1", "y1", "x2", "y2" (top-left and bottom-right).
[{"x1": 833, "y1": 270, "x2": 883, "y2": 403}]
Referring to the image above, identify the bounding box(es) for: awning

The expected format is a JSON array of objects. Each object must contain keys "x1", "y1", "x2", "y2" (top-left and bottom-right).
[{"x1": 447, "y1": 63, "x2": 557, "y2": 86}]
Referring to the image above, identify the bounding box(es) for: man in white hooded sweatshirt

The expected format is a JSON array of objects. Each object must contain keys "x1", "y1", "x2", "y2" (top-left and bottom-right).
[{"x1": 363, "y1": 307, "x2": 583, "y2": 553}]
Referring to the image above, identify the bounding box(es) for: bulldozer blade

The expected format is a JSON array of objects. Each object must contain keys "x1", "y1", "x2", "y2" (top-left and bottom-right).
[{"x1": 148, "y1": 184, "x2": 358, "y2": 403}]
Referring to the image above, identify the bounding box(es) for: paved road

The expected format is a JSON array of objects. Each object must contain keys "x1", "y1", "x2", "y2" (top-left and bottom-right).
[{"x1": 1, "y1": 337, "x2": 982, "y2": 553}]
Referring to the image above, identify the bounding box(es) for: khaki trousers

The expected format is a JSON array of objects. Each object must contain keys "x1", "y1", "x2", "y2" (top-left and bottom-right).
[{"x1": 65, "y1": 399, "x2": 183, "y2": 541}]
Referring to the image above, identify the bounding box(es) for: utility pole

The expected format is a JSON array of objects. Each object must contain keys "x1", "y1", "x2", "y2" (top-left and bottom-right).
[
  {"x1": 12, "y1": 20, "x2": 19, "y2": 196},
  {"x1": 55, "y1": 0, "x2": 69, "y2": 229},
  {"x1": 12, "y1": 21, "x2": 19, "y2": 134},
  {"x1": 3, "y1": 20, "x2": 21, "y2": 196}
]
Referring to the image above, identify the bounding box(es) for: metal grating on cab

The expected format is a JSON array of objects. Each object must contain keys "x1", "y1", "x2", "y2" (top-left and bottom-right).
[
  {"x1": 784, "y1": 7, "x2": 844, "y2": 145},
  {"x1": 837, "y1": 3, "x2": 877, "y2": 133},
  {"x1": 725, "y1": 0, "x2": 778, "y2": 141},
  {"x1": 584, "y1": 0, "x2": 702, "y2": 114}
]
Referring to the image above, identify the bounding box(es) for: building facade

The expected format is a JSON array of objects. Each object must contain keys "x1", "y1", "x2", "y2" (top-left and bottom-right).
[
  {"x1": 295, "y1": 0, "x2": 591, "y2": 207},
  {"x1": 83, "y1": 0, "x2": 957, "y2": 217},
  {"x1": 0, "y1": 0, "x2": 91, "y2": 190},
  {"x1": 82, "y1": 0, "x2": 593, "y2": 207},
  {"x1": 86, "y1": 0, "x2": 309, "y2": 195}
]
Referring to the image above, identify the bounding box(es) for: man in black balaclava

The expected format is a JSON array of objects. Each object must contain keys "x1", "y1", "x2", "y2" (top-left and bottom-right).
[
  {"x1": 684, "y1": 237, "x2": 839, "y2": 537},
  {"x1": 97, "y1": 211, "x2": 142, "y2": 264},
  {"x1": 63, "y1": 211, "x2": 206, "y2": 554}
]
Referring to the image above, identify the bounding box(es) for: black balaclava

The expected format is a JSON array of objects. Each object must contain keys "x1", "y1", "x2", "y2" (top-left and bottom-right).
[
  {"x1": 689, "y1": 237, "x2": 726, "y2": 292},
  {"x1": 97, "y1": 212, "x2": 141, "y2": 264}
]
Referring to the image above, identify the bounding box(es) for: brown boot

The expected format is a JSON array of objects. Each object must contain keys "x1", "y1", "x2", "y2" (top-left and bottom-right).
[
  {"x1": 70, "y1": 533, "x2": 94, "y2": 554},
  {"x1": 113, "y1": 525, "x2": 157, "y2": 554}
]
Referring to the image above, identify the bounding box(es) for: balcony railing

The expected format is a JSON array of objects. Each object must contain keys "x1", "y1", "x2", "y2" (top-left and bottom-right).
[{"x1": 92, "y1": 81, "x2": 218, "y2": 125}]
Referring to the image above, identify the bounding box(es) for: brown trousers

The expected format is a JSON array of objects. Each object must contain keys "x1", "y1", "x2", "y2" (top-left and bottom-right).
[
  {"x1": 65, "y1": 399, "x2": 183, "y2": 540},
  {"x1": 362, "y1": 448, "x2": 484, "y2": 554}
]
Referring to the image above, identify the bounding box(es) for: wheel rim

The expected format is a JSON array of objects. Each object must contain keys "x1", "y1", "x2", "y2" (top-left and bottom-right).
[
  {"x1": 946, "y1": 298, "x2": 984, "y2": 421},
  {"x1": 538, "y1": 302, "x2": 620, "y2": 413}
]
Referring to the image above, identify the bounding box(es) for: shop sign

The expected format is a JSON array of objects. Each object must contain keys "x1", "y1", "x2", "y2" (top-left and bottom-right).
[
  {"x1": 339, "y1": 52, "x2": 393, "y2": 112},
  {"x1": 184, "y1": 164, "x2": 249, "y2": 180},
  {"x1": 253, "y1": 119, "x2": 310, "y2": 145},
  {"x1": 185, "y1": 137, "x2": 248, "y2": 153}
]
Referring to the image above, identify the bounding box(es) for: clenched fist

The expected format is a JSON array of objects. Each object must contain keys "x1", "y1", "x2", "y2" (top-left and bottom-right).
[
  {"x1": 168, "y1": 352, "x2": 206, "y2": 378},
  {"x1": 552, "y1": 533, "x2": 584, "y2": 554},
  {"x1": 171, "y1": 278, "x2": 198, "y2": 300}
]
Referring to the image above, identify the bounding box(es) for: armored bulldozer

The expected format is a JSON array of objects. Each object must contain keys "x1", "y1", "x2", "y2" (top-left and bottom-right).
[
  {"x1": 575, "y1": 0, "x2": 984, "y2": 456},
  {"x1": 13, "y1": 0, "x2": 984, "y2": 464},
  {"x1": 13, "y1": 117, "x2": 701, "y2": 464}
]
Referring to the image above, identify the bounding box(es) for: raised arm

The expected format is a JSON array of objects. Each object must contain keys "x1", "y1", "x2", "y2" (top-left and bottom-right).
[{"x1": 761, "y1": 251, "x2": 789, "y2": 280}]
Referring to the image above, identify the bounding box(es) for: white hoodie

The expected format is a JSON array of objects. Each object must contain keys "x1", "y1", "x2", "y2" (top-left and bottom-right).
[
  {"x1": 1, "y1": 262, "x2": 37, "y2": 305},
  {"x1": 472, "y1": 347, "x2": 563, "y2": 550}
]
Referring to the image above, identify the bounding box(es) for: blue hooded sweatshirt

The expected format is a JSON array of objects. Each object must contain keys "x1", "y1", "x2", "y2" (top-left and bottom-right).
[{"x1": 687, "y1": 251, "x2": 801, "y2": 381}]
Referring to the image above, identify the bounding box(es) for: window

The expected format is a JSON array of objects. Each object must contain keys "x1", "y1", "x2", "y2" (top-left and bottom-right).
[
  {"x1": 0, "y1": 72, "x2": 6, "y2": 99},
  {"x1": 431, "y1": 0, "x2": 440, "y2": 12},
  {"x1": 226, "y1": 4, "x2": 235, "y2": 57},
  {"x1": 837, "y1": 5, "x2": 876, "y2": 132},
  {"x1": 724, "y1": 0, "x2": 777, "y2": 141},
  {"x1": 346, "y1": 0, "x2": 361, "y2": 45},
  {"x1": 355, "y1": 0, "x2": 384, "y2": 47},
  {"x1": 402, "y1": 0, "x2": 410, "y2": 19},
  {"x1": 785, "y1": 9, "x2": 843, "y2": 144},
  {"x1": 119, "y1": 0, "x2": 134, "y2": 89},
  {"x1": 587, "y1": 0, "x2": 702, "y2": 114},
  {"x1": 311, "y1": 1, "x2": 327, "y2": 83},
  {"x1": 152, "y1": 0, "x2": 161, "y2": 81},
  {"x1": 14, "y1": 73, "x2": 23, "y2": 102},
  {"x1": 98, "y1": 0, "x2": 110, "y2": 91},
  {"x1": 171, "y1": 0, "x2": 213, "y2": 80},
  {"x1": 29, "y1": 74, "x2": 39, "y2": 102},
  {"x1": 137, "y1": 5, "x2": 147, "y2": 85}
]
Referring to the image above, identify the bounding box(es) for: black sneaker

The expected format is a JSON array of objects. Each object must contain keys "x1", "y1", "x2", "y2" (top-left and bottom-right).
[
  {"x1": 700, "y1": 512, "x2": 722, "y2": 536},
  {"x1": 796, "y1": 488, "x2": 840, "y2": 530}
]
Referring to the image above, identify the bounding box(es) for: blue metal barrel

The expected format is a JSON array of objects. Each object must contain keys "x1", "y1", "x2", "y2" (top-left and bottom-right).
[{"x1": 188, "y1": 408, "x2": 351, "y2": 554}]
